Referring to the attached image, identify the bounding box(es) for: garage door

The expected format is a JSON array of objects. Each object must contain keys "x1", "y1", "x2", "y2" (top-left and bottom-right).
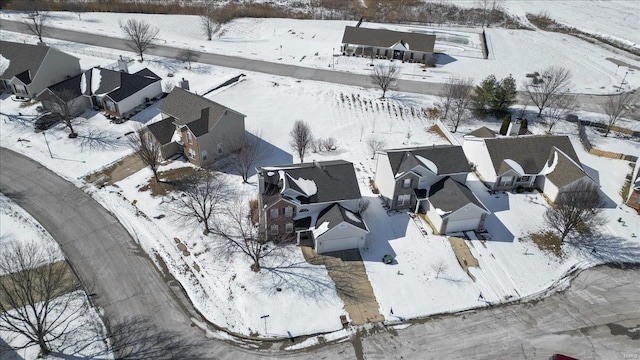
[
  {"x1": 444, "y1": 218, "x2": 480, "y2": 234},
  {"x1": 316, "y1": 236, "x2": 361, "y2": 254}
]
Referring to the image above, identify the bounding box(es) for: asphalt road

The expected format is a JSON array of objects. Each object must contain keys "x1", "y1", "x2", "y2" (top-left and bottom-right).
[
  {"x1": 2, "y1": 147, "x2": 639, "y2": 359},
  {"x1": 0, "y1": 19, "x2": 616, "y2": 113}
]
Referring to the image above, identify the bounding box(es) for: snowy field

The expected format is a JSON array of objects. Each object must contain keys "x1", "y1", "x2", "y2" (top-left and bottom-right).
[
  {"x1": 1, "y1": 23, "x2": 640, "y2": 342},
  {"x1": 1, "y1": 10, "x2": 640, "y2": 94},
  {"x1": 0, "y1": 195, "x2": 113, "y2": 359}
]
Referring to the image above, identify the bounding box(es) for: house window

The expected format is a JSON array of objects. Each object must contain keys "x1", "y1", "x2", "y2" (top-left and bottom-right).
[
  {"x1": 397, "y1": 194, "x2": 411, "y2": 206},
  {"x1": 217, "y1": 143, "x2": 223, "y2": 154},
  {"x1": 284, "y1": 206, "x2": 293, "y2": 217},
  {"x1": 499, "y1": 176, "x2": 515, "y2": 187},
  {"x1": 285, "y1": 223, "x2": 294, "y2": 233},
  {"x1": 402, "y1": 178, "x2": 412, "y2": 189},
  {"x1": 186, "y1": 131, "x2": 193, "y2": 144},
  {"x1": 14, "y1": 84, "x2": 28, "y2": 95},
  {"x1": 270, "y1": 224, "x2": 279, "y2": 235},
  {"x1": 201, "y1": 151, "x2": 208, "y2": 161},
  {"x1": 104, "y1": 100, "x2": 116, "y2": 112},
  {"x1": 187, "y1": 148, "x2": 196, "y2": 159},
  {"x1": 270, "y1": 208, "x2": 279, "y2": 219}
]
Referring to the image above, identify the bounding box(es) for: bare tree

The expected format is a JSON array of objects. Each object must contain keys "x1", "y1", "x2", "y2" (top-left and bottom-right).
[
  {"x1": 431, "y1": 259, "x2": 448, "y2": 279},
  {"x1": 127, "y1": 126, "x2": 163, "y2": 183},
  {"x1": 172, "y1": 170, "x2": 232, "y2": 234},
  {"x1": 369, "y1": 64, "x2": 399, "y2": 99},
  {"x1": 446, "y1": 77, "x2": 474, "y2": 133},
  {"x1": 23, "y1": 11, "x2": 48, "y2": 43},
  {"x1": 0, "y1": 241, "x2": 85, "y2": 357},
  {"x1": 544, "y1": 181, "x2": 606, "y2": 242},
  {"x1": 120, "y1": 19, "x2": 159, "y2": 62},
  {"x1": 211, "y1": 200, "x2": 276, "y2": 272},
  {"x1": 543, "y1": 95, "x2": 576, "y2": 133},
  {"x1": 178, "y1": 49, "x2": 200, "y2": 70},
  {"x1": 524, "y1": 66, "x2": 573, "y2": 117},
  {"x1": 162, "y1": 80, "x2": 176, "y2": 93},
  {"x1": 475, "y1": 0, "x2": 502, "y2": 27},
  {"x1": 289, "y1": 120, "x2": 313, "y2": 163},
  {"x1": 367, "y1": 136, "x2": 386, "y2": 159},
  {"x1": 231, "y1": 130, "x2": 273, "y2": 183},
  {"x1": 357, "y1": 198, "x2": 370, "y2": 214},
  {"x1": 39, "y1": 88, "x2": 80, "y2": 137},
  {"x1": 600, "y1": 91, "x2": 638, "y2": 136},
  {"x1": 200, "y1": 1, "x2": 217, "y2": 41}
]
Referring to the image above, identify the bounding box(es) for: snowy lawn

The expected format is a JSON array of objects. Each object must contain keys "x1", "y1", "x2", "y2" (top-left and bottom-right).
[
  {"x1": 1, "y1": 27, "x2": 640, "y2": 341},
  {"x1": 0, "y1": 194, "x2": 113, "y2": 359},
  {"x1": 2, "y1": 11, "x2": 640, "y2": 93}
]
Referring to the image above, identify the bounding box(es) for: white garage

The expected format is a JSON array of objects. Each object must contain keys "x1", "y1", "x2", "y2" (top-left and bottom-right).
[
  {"x1": 422, "y1": 177, "x2": 489, "y2": 235},
  {"x1": 313, "y1": 204, "x2": 369, "y2": 254}
]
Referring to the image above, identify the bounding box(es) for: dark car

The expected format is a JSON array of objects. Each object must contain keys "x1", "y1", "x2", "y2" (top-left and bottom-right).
[{"x1": 34, "y1": 112, "x2": 60, "y2": 131}]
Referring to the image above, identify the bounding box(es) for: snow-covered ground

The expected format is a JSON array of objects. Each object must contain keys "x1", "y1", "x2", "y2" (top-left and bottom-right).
[
  {"x1": 1, "y1": 16, "x2": 640, "y2": 344},
  {"x1": 1, "y1": 10, "x2": 639, "y2": 94},
  {"x1": 0, "y1": 194, "x2": 113, "y2": 359}
]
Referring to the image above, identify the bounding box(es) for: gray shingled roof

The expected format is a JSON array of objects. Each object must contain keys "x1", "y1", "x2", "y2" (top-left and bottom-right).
[
  {"x1": 484, "y1": 136, "x2": 581, "y2": 175},
  {"x1": 428, "y1": 177, "x2": 488, "y2": 215},
  {"x1": 158, "y1": 87, "x2": 235, "y2": 132},
  {"x1": 145, "y1": 117, "x2": 176, "y2": 146},
  {"x1": 384, "y1": 145, "x2": 470, "y2": 177},
  {"x1": 316, "y1": 203, "x2": 368, "y2": 232},
  {"x1": 466, "y1": 126, "x2": 497, "y2": 138},
  {"x1": 81, "y1": 67, "x2": 160, "y2": 102},
  {"x1": 341, "y1": 26, "x2": 436, "y2": 53},
  {"x1": 47, "y1": 74, "x2": 83, "y2": 98},
  {"x1": 0, "y1": 41, "x2": 55, "y2": 83},
  {"x1": 259, "y1": 160, "x2": 361, "y2": 204},
  {"x1": 545, "y1": 149, "x2": 588, "y2": 188}
]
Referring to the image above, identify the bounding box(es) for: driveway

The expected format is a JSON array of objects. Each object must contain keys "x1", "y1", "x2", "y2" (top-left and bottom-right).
[
  {"x1": 83, "y1": 152, "x2": 146, "y2": 186},
  {"x1": 302, "y1": 247, "x2": 384, "y2": 325}
]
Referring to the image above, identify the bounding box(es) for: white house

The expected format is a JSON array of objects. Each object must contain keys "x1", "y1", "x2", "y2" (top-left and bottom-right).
[{"x1": 462, "y1": 134, "x2": 595, "y2": 202}]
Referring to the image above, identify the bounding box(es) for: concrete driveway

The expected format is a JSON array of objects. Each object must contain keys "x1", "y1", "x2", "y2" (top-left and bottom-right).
[
  {"x1": 302, "y1": 247, "x2": 384, "y2": 325},
  {"x1": 83, "y1": 152, "x2": 146, "y2": 186}
]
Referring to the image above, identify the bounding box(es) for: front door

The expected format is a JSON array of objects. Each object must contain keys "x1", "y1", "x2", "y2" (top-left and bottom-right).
[{"x1": 393, "y1": 50, "x2": 404, "y2": 60}]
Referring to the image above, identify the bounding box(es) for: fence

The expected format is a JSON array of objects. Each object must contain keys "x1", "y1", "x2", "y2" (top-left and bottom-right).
[
  {"x1": 480, "y1": 30, "x2": 489, "y2": 59},
  {"x1": 435, "y1": 119, "x2": 460, "y2": 145},
  {"x1": 577, "y1": 122, "x2": 638, "y2": 162}
]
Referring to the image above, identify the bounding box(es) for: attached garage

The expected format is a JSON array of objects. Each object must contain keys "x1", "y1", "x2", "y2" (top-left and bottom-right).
[
  {"x1": 423, "y1": 177, "x2": 489, "y2": 235},
  {"x1": 313, "y1": 204, "x2": 369, "y2": 254}
]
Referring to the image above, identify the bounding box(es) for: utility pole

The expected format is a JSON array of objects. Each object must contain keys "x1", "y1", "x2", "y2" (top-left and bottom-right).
[
  {"x1": 260, "y1": 314, "x2": 269, "y2": 335},
  {"x1": 42, "y1": 132, "x2": 53, "y2": 158}
]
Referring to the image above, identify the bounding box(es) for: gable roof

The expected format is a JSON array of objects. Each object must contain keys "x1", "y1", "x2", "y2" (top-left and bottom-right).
[
  {"x1": 145, "y1": 117, "x2": 176, "y2": 146},
  {"x1": 81, "y1": 67, "x2": 160, "y2": 102},
  {"x1": 484, "y1": 136, "x2": 581, "y2": 176},
  {"x1": 466, "y1": 126, "x2": 497, "y2": 138},
  {"x1": 428, "y1": 177, "x2": 488, "y2": 215},
  {"x1": 316, "y1": 203, "x2": 368, "y2": 232},
  {"x1": 259, "y1": 160, "x2": 361, "y2": 204},
  {"x1": 46, "y1": 73, "x2": 84, "y2": 98},
  {"x1": 545, "y1": 148, "x2": 589, "y2": 188},
  {"x1": 342, "y1": 26, "x2": 436, "y2": 53},
  {"x1": 158, "y1": 87, "x2": 242, "y2": 136},
  {"x1": 0, "y1": 41, "x2": 74, "y2": 83},
  {"x1": 383, "y1": 145, "x2": 470, "y2": 177}
]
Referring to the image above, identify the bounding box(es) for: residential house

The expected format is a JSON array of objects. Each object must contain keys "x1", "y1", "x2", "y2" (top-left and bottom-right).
[
  {"x1": 375, "y1": 145, "x2": 488, "y2": 234},
  {"x1": 0, "y1": 40, "x2": 81, "y2": 99},
  {"x1": 157, "y1": 87, "x2": 245, "y2": 167},
  {"x1": 257, "y1": 160, "x2": 369, "y2": 254},
  {"x1": 420, "y1": 177, "x2": 489, "y2": 234},
  {"x1": 341, "y1": 26, "x2": 436, "y2": 63},
  {"x1": 38, "y1": 66, "x2": 162, "y2": 120},
  {"x1": 463, "y1": 134, "x2": 596, "y2": 202}
]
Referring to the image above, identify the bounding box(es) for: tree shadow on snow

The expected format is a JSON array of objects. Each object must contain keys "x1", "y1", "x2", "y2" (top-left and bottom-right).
[
  {"x1": 567, "y1": 232, "x2": 640, "y2": 265},
  {"x1": 78, "y1": 128, "x2": 127, "y2": 152}
]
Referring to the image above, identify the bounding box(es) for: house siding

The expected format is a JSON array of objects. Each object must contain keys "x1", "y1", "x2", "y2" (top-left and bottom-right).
[
  {"x1": 374, "y1": 152, "x2": 396, "y2": 205},
  {"x1": 390, "y1": 172, "x2": 420, "y2": 210},
  {"x1": 424, "y1": 200, "x2": 444, "y2": 234},
  {"x1": 24, "y1": 49, "x2": 81, "y2": 98},
  {"x1": 38, "y1": 89, "x2": 90, "y2": 117},
  {"x1": 196, "y1": 111, "x2": 245, "y2": 167},
  {"x1": 264, "y1": 198, "x2": 297, "y2": 242},
  {"x1": 315, "y1": 223, "x2": 367, "y2": 254},
  {"x1": 181, "y1": 128, "x2": 202, "y2": 167},
  {"x1": 116, "y1": 81, "x2": 162, "y2": 118}
]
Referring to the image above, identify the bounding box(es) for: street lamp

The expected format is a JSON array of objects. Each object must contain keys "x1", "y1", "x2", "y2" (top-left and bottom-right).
[
  {"x1": 332, "y1": 47, "x2": 335, "y2": 68},
  {"x1": 42, "y1": 132, "x2": 53, "y2": 158},
  {"x1": 619, "y1": 70, "x2": 629, "y2": 92},
  {"x1": 260, "y1": 314, "x2": 270, "y2": 335}
]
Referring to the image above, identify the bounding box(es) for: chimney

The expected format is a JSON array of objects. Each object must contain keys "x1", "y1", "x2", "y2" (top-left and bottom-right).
[
  {"x1": 117, "y1": 56, "x2": 128, "y2": 73},
  {"x1": 179, "y1": 78, "x2": 190, "y2": 90}
]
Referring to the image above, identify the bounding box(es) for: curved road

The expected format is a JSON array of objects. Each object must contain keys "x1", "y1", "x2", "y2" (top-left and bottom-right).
[
  {"x1": 0, "y1": 19, "x2": 616, "y2": 113},
  {"x1": 2, "y1": 147, "x2": 639, "y2": 359}
]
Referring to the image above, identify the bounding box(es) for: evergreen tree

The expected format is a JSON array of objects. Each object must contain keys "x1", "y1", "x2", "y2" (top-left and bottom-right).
[
  {"x1": 518, "y1": 118, "x2": 528, "y2": 134},
  {"x1": 491, "y1": 74, "x2": 517, "y2": 115},
  {"x1": 472, "y1": 75, "x2": 497, "y2": 117},
  {"x1": 499, "y1": 113, "x2": 511, "y2": 135}
]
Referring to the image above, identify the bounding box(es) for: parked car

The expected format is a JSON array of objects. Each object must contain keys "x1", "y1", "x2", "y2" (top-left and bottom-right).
[{"x1": 34, "y1": 112, "x2": 60, "y2": 131}]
